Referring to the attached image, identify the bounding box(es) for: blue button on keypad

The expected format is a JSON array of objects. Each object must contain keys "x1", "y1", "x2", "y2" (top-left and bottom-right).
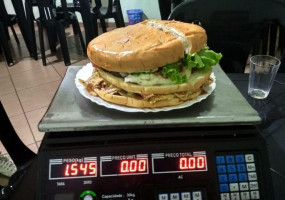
[
  {"x1": 227, "y1": 165, "x2": 236, "y2": 173},
  {"x1": 216, "y1": 153, "x2": 259, "y2": 200},
  {"x1": 237, "y1": 164, "x2": 246, "y2": 172},
  {"x1": 217, "y1": 165, "x2": 227, "y2": 173},
  {"x1": 226, "y1": 155, "x2": 235, "y2": 164},
  {"x1": 219, "y1": 184, "x2": 229, "y2": 193},
  {"x1": 235, "y1": 155, "x2": 245, "y2": 163},
  {"x1": 218, "y1": 174, "x2": 228, "y2": 183},
  {"x1": 228, "y1": 174, "x2": 238, "y2": 182},
  {"x1": 216, "y1": 156, "x2": 225, "y2": 164},
  {"x1": 238, "y1": 173, "x2": 248, "y2": 182}
]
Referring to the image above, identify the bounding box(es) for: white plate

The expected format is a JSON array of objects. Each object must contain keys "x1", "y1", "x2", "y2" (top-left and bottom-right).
[{"x1": 75, "y1": 63, "x2": 216, "y2": 113}]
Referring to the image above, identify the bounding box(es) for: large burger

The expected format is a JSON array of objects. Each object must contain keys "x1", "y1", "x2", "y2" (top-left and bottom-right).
[{"x1": 80, "y1": 20, "x2": 222, "y2": 108}]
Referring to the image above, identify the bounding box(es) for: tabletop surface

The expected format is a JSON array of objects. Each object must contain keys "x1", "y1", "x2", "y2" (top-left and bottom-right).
[
  {"x1": 230, "y1": 73, "x2": 285, "y2": 200},
  {"x1": 38, "y1": 65, "x2": 261, "y2": 132}
]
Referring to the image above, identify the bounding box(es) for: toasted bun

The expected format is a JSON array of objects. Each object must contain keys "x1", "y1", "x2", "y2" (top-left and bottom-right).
[
  {"x1": 87, "y1": 20, "x2": 207, "y2": 73},
  {"x1": 94, "y1": 87, "x2": 202, "y2": 108},
  {"x1": 142, "y1": 20, "x2": 207, "y2": 54}
]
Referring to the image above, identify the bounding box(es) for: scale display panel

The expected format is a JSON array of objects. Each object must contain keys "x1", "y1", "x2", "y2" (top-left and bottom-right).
[
  {"x1": 100, "y1": 154, "x2": 149, "y2": 176},
  {"x1": 152, "y1": 151, "x2": 207, "y2": 174},
  {"x1": 49, "y1": 157, "x2": 97, "y2": 180},
  {"x1": 48, "y1": 152, "x2": 208, "y2": 180}
]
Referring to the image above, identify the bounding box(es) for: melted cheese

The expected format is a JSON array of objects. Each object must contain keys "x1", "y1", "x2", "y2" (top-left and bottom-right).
[
  {"x1": 125, "y1": 74, "x2": 174, "y2": 86},
  {"x1": 124, "y1": 70, "x2": 192, "y2": 86}
]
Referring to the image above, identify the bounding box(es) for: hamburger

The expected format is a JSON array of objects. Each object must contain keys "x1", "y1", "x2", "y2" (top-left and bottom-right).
[{"x1": 80, "y1": 20, "x2": 222, "y2": 108}]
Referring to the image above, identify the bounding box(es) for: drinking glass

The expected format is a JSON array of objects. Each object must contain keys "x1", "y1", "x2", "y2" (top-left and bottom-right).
[{"x1": 248, "y1": 55, "x2": 281, "y2": 99}]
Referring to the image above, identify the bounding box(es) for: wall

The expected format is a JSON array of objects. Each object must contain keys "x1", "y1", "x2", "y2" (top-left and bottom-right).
[
  {"x1": 4, "y1": 0, "x2": 16, "y2": 14},
  {"x1": 4, "y1": 0, "x2": 162, "y2": 22},
  {"x1": 120, "y1": 0, "x2": 161, "y2": 22}
]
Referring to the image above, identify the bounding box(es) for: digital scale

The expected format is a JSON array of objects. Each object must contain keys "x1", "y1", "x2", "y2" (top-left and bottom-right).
[{"x1": 36, "y1": 66, "x2": 273, "y2": 200}]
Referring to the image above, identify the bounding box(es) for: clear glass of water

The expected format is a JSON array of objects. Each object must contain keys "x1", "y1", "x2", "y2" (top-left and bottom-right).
[{"x1": 248, "y1": 55, "x2": 281, "y2": 99}]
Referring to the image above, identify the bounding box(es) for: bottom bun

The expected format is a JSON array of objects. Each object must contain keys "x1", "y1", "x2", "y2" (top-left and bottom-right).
[
  {"x1": 80, "y1": 68, "x2": 213, "y2": 108},
  {"x1": 94, "y1": 87, "x2": 202, "y2": 108}
]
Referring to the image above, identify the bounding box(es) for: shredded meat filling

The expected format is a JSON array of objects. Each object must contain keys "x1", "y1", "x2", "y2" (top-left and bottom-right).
[{"x1": 81, "y1": 70, "x2": 210, "y2": 104}]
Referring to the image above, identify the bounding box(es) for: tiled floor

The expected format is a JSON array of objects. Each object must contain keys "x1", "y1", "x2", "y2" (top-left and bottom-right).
[{"x1": 0, "y1": 24, "x2": 113, "y2": 156}]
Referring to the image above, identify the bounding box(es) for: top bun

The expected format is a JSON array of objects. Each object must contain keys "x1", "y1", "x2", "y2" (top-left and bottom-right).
[{"x1": 87, "y1": 20, "x2": 207, "y2": 73}]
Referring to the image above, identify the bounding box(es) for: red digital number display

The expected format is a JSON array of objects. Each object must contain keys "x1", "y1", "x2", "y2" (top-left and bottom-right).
[
  {"x1": 152, "y1": 153, "x2": 207, "y2": 174},
  {"x1": 119, "y1": 159, "x2": 147, "y2": 174},
  {"x1": 179, "y1": 156, "x2": 206, "y2": 170},
  {"x1": 64, "y1": 162, "x2": 96, "y2": 177}
]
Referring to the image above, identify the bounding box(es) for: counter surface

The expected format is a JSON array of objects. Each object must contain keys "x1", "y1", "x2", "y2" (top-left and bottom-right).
[{"x1": 230, "y1": 73, "x2": 285, "y2": 200}]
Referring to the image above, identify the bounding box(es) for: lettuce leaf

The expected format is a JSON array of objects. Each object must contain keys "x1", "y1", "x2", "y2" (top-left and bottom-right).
[
  {"x1": 162, "y1": 47, "x2": 222, "y2": 83},
  {"x1": 129, "y1": 47, "x2": 222, "y2": 84},
  {"x1": 162, "y1": 63, "x2": 186, "y2": 84},
  {"x1": 182, "y1": 47, "x2": 223, "y2": 70}
]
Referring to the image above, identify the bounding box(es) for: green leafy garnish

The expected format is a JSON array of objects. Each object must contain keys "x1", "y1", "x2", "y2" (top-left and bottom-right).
[
  {"x1": 132, "y1": 72, "x2": 144, "y2": 76},
  {"x1": 128, "y1": 47, "x2": 222, "y2": 84},
  {"x1": 162, "y1": 47, "x2": 222, "y2": 84},
  {"x1": 182, "y1": 47, "x2": 223, "y2": 71},
  {"x1": 162, "y1": 63, "x2": 186, "y2": 84}
]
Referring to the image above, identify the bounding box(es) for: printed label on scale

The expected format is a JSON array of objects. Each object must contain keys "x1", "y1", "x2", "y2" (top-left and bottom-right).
[{"x1": 100, "y1": 193, "x2": 136, "y2": 200}]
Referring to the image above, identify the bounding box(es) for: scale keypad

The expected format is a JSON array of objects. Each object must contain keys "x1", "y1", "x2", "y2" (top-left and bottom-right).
[{"x1": 216, "y1": 154, "x2": 260, "y2": 200}]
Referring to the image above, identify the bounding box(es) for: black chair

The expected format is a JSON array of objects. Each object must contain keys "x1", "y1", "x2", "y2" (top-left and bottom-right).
[
  {"x1": 27, "y1": 0, "x2": 58, "y2": 55},
  {"x1": 0, "y1": 101, "x2": 36, "y2": 199},
  {"x1": 91, "y1": 0, "x2": 125, "y2": 36},
  {"x1": 158, "y1": 0, "x2": 183, "y2": 20},
  {"x1": 36, "y1": 0, "x2": 86, "y2": 66},
  {"x1": 169, "y1": 0, "x2": 285, "y2": 73},
  {"x1": 0, "y1": 0, "x2": 20, "y2": 44},
  {"x1": 0, "y1": 21, "x2": 14, "y2": 66},
  {"x1": 56, "y1": 0, "x2": 96, "y2": 46},
  {"x1": 78, "y1": 0, "x2": 97, "y2": 46},
  {"x1": 55, "y1": 0, "x2": 125, "y2": 46},
  {"x1": 11, "y1": 0, "x2": 38, "y2": 60}
]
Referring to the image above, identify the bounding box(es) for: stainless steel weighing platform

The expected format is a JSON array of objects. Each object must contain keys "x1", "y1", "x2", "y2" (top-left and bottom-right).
[{"x1": 38, "y1": 65, "x2": 260, "y2": 132}]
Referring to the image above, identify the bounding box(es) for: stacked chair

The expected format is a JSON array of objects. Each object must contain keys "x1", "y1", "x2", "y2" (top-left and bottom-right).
[
  {"x1": 65, "y1": 0, "x2": 126, "y2": 47},
  {"x1": 0, "y1": 0, "x2": 19, "y2": 44},
  {"x1": 91, "y1": 0, "x2": 125, "y2": 35},
  {"x1": 11, "y1": 0, "x2": 38, "y2": 60},
  {"x1": 169, "y1": 0, "x2": 285, "y2": 73},
  {"x1": 0, "y1": 0, "x2": 20, "y2": 66},
  {"x1": 158, "y1": 0, "x2": 184, "y2": 20},
  {"x1": 0, "y1": 21, "x2": 14, "y2": 66},
  {"x1": 36, "y1": 0, "x2": 86, "y2": 66}
]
